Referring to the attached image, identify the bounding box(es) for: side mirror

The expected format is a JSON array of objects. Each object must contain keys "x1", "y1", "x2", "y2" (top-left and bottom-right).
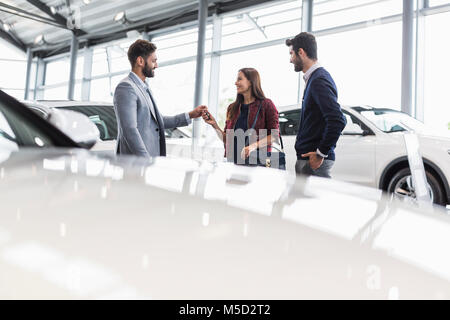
[
  {"x1": 49, "y1": 109, "x2": 100, "y2": 149},
  {"x1": 342, "y1": 123, "x2": 364, "y2": 135}
]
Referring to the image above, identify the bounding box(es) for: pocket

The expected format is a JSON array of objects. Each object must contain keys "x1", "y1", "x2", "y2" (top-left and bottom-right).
[
  {"x1": 301, "y1": 161, "x2": 313, "y2": 174},
  {"x1": 322, "y1": 160, "x2": 334, "y2": 169}
]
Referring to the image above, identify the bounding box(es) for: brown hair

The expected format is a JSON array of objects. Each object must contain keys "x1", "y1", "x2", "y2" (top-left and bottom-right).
[
  {"x1": 285, "y1": 32, "x2": 318, "y2": 60},
  {"x1": 127, "y1": 40, "x2": 157, "y2": 67},
  {"x1": 227, "y1": 68, "x2": 266, "y2": 121}
]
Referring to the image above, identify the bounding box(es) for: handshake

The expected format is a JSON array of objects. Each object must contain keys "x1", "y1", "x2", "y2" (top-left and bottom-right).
[{"x1": 189, "y1": 105, "x2": 218, "y2": 129}]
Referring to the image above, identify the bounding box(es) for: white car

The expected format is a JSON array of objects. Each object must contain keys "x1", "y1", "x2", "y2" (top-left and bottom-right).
[
  {"x1": 279, "y1": 105, "x2": 450, "y2": 206},
  {"x1": 23, "y1": 101, "x2": 117, "y2": 154},
  {"x1": 25, "y1": 100, "x2": 192, "y2": 155},
  {"x1": 1, "y1": 149, "x2": 450, "y2": 299},
  {"x1": 1, "y1": 89, "x2": 450, "y2": 299},
  {"x1": 22, "y1": 101, "x2": 100, "y2": 149}
]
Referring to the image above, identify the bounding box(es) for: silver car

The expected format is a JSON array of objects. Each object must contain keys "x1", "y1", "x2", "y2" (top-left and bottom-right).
[{"x1": 1, "y1": 89, "x2": 450, "y2": 299}]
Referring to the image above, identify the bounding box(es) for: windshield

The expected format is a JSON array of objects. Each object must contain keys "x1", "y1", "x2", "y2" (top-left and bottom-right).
[
  {"x1": 359, "y1": 109, "x2": 430, "y2": 134},
  {"x1": 166, "y1": 127, "x2": 190, "y2": 139},
  {"x1": 0, "y1": 98, "x2": 54, "y2": 150}
]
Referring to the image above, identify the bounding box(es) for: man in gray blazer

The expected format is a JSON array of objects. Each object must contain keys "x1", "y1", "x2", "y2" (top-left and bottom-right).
[{"x1": 114, "y1": 40, "x2": 206, "y2": 158}]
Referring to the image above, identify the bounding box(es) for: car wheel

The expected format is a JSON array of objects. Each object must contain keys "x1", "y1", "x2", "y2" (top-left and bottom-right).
[{"x1": 387, "y1": 168, "x2": 446, "y2": 206}]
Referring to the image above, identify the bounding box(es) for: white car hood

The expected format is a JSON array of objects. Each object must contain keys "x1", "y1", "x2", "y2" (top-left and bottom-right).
[
  {"x1": 418, "y1": 134, "x2": 450, "y2": 147},
  {"x1": 389, "y1": 131, "x2": 450, "y2": 164},
  {"x1": 0, "y1": 149, "x2": 449, "y2": 299}
]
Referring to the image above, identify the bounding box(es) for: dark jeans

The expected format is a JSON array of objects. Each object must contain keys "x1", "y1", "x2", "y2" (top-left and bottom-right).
[{"x1": 295, "y1": 159, "x2": 334, "y2": 178}]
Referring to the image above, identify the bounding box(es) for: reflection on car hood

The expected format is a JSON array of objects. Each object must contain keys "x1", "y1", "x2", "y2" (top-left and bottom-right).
[{"x1": 0, "y1": 148, "x2": 449, "y2": 299}]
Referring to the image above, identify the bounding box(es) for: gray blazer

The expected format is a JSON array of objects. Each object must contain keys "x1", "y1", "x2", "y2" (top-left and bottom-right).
[{"x1": 113, "y1": 72, "x2": 190, "y2": 158}]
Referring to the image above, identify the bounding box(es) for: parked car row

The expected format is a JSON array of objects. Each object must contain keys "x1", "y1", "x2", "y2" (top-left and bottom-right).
[
  {"x1": 22, "y1": 98, "x2": 450, "y2": 206},
  {"x1": 1, "y1": 89, "x2": 450, "y2": 299}
]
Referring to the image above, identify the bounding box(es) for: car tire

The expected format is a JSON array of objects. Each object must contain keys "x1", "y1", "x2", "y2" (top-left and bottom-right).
[{"x1": 387, "y1": 167, "x2": 446, "y2": 206}]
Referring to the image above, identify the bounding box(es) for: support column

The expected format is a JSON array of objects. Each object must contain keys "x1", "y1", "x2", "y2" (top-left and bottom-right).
[
  {"x1": 81, "y1": 47, "x2": 93, "y2": 101},
  {"x1": 192, "y1": 0, "x2": 208, "y2": 142},
  {"x1": 414, "y1": 0, "x2": 426, "y2": 121},
  {"x1": 207, "y1": 14, "x2": 222, "y2": 120},
  {"x1": 106, "y1": 46, "x2": 113, "y2": 97},
  {"x1": 68, "y1": 33, "x2": 79, "y2": 100},
  {"x1": 298, "y1": 0, "x2": 313, "y2": 105},
  {"x1": 33, "y1": 58, "x2": 46, "y2": 100},
  {"x1": 401, "y1": 0, "x2": 414, "y2": 115},
  {"x1": 301, "y1": 0, "x2": 313, "y2": 33},
  {"x1": 24, "y1": 47, "x2": 33, "y2": 100},
  {"x1": 141, "y1": 31, "x2": 150, "y2": 41}
]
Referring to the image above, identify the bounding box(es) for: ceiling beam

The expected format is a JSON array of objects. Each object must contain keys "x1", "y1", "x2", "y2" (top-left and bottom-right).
[
  {"x1": 33, "y1": 0, "x2": 275, "y2": 58},
  {"x1": 0, "y1": 29, "x2": 26, "y2": 52},
  {"x1": 26, "y1": 0, "x2": 87, "y2": 35},
  {"x1": 0, "y1": 2, "x2": 65, "y2": 28}
]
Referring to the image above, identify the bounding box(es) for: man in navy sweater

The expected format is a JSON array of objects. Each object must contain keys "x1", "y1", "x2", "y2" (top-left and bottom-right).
[{"x1": 286, "y1": 32, "x2": 346, "y2": 178}]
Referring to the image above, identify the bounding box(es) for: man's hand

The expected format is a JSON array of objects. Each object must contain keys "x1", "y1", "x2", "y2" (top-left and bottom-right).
[
  {"x1": 189, "y1": 105, "x2": 207, "y2": 119},
  {"x1": 301, "y1": 151, "x2": 324, "y2": 170}
]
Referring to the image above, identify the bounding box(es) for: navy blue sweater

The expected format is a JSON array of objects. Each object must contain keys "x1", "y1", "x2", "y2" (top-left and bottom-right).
[{"x1": 296, "y1": 67, "x2": 346, "y2": 161}]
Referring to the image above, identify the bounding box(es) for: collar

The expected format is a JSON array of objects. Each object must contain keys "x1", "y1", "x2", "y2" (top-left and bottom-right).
[
  {"x1": 129, "y1": 71, "x2": 148, "y2": 89},
  {"x1": 303, "y1": 62, "x2": 321, "y2": 83}
]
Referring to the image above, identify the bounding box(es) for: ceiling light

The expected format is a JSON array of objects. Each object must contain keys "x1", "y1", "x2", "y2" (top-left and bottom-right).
[
  {"x1": 113, "y1": 11, "x2": 131, "y2": 25},
  {"x1": 50, "y1": 6, "x2": 56, "y2": 15},
  {"x1": 114, "y1": 11, "x2": 125, "y2": 22},
  {"x1": 3, "y1": 23, "x2": 10, "y2": 32},
  {"x1": 34, "y1": 34, "x2": 46, "y2": 45},
  {"x1": 83, "y1": 0, "x2": 91, "y2": 4}
]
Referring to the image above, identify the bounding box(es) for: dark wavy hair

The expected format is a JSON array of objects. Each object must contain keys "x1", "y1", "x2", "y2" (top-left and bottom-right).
[
  {"x1": 285, "y1": 32, "x2": 317, "y2": 60},
  {"x1": 227, "y1": 68, "x2": 266, "y2": 121},
  {"x1": 127, "y1": 39, "x2": 157, "y2": 67}
]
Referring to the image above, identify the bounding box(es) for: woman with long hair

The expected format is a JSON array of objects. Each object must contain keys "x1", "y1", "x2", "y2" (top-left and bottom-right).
[{"x1": 202, "y1": 67, "x2": 280, "y2": 166}]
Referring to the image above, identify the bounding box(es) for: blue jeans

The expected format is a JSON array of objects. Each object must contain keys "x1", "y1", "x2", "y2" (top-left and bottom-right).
[{"x1": 295, "y1": 159, "x2": 334, "y2": 178}]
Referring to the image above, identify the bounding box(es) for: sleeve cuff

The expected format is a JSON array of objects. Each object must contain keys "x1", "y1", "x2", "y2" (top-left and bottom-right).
[
  {"x1": 185, "y1": 112, "x2": 192, "y2": 124},
  {"x1": 316, "y1": 148, "x2": 328, "y2": 158}
]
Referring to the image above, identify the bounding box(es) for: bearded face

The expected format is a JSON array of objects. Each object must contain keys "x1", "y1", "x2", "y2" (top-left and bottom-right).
[
  {"x1": 289, "y1": 46, "x2": 304, "y2": 73},
  {"x1": 293, "y1": 53, "x2": 304, "y2": 72},
  {"x1": 143, "y1": 59, "x2": 154, "y2": 78}
]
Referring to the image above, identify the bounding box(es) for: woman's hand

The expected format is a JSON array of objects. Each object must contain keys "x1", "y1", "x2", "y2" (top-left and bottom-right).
[
  {"x1": 241, "y1": 143, "x2": 257, "y2": 160},
  {"x1": 202, "y1": 110, "x2": 217, "y2": 127}
]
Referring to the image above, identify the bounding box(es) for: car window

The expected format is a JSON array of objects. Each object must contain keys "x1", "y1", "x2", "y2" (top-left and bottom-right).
[
  {"x1": 0, "y1": 110, "x2": 19, "y2": 151},
  {"x1": 165, "y1": 128, "x2": 189, "y2": 139},
  {"x1": 59, "y1": 105, "x2": 117, "y2": 141},
  {"x1": 360, "y1": 109, "x2": 423, "y2": 133},
  {"x1": 0, "y1": 101, "x2": 52, "y2": 148},
  {"x1": 342, "y1": 111, "x2": 364, "y2": 135},
  {"x1": 279, "y1": 109, "x2": 301, "y2": 136}
]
